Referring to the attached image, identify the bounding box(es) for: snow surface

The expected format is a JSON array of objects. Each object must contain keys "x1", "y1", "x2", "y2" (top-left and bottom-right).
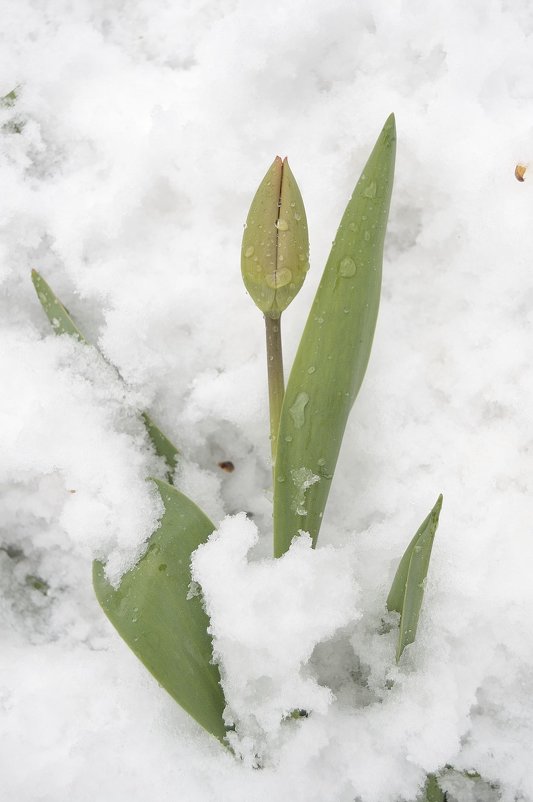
[{"x1": 1, "y1": 1, "x2": 533, "y2": 800}]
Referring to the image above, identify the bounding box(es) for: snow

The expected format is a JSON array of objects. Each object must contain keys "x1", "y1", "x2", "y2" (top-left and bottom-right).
[{"x1": 1, "y1": 1, "x2": 533, "y2": 800}]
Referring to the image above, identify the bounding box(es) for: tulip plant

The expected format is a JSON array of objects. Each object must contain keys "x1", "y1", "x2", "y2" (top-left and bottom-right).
[{"x1": 32, "y1": 115, "x2": 458, "y2": 797}]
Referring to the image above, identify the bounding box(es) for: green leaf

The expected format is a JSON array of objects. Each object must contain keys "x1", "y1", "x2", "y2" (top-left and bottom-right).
[
  {"x1": 141, "y1": 412, "x2": 179, "y2": 477},
  {"x1": 1, "y1": 86, "x2": 25, "y2": 133},
  {"x1": 31, "y1": 270, "x2": 179, "y2": 479},
  {"x1": 31, "y1": 269, "x2": 86, "y2": 341},
  {"x1": 93, "y1": 479, "x2": 227, "y2": 743},
  {"x1": 1, "y1": 87, "x2": 19, "y2": 108},
  {"x1": 421, "y1": 774, "x2": 445, "y2": 802},
  {"x1": 387, "y1": 494, "x2": 443, "y2": 662},
  {"x1": 273, "y1": 115, "x2": 396, "y2": 556}
]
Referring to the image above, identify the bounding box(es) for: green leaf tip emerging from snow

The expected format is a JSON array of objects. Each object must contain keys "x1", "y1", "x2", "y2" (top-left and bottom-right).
[
  {"x1": 93, "y1": 478, "x2": 228, "y2": 744},
  {"x1": 387, "y1": 494, "x2": 443, "y2": 662},
  {"x1": 273, "y1": 114, "x2": 396, "y2": 556},
  {"x1": 420, "y1": 774, "x2": 446, "y2": 802},
  {"x1": 0, "y1": 88, "x2": 18, "y2": 108},
  {"x1": 31, "y1": 269, "x2": 87, "y2": 342},
  {"x1": 31, "y1": 269, "x2": 179, "y2": 479}
]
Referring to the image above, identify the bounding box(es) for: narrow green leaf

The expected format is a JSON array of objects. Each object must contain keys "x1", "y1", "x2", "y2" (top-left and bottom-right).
[
  {"x1": 421, "y1": 774, "x2": 445, "y2": 802},
  {"x1": 273, "y1": 115, "x2": 396, "y2": 556},
  {"x1": 31, "y1": 270, "x2": 179, "y2": 478},
  {"x1": 386, "y1": 503, "x2": 437, "y2": 614},
  {"x1": 31, "y1": 269, "x2": 86, "y2": 341},
  {"x1": 1, "y1": 87, "x2": 19, "y2": 108},
  {"x1": 93, "y1": 479, "x2": 227, "y2": 743},
  {"x1": 388, "y1": 494, "x2": 443, "y2": 662},
  {"x1": 141, "y1": 412, "x2": 179, "y2": 477},
  {"x1": 1, "y1": 87, "x2": 25, "y2": 133}
]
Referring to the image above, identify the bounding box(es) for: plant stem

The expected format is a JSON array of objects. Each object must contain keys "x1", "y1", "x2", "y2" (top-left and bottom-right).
[{"x1": 264, "y1": 313, "x2": 285, "y2": 466}]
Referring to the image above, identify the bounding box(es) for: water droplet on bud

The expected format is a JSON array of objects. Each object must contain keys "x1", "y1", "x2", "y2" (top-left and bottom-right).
[{"x1": 265, "y1": 268, "x2": 292, "y2": 288}]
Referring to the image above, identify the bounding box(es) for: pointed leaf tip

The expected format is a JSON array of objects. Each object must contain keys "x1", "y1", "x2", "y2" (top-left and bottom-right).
[
  {"x1": 388, "y1": 494, "x2": 443, "y2": 662},
  {"x1": 273, "y1": 118, "x2": 396, "y2": 554}
]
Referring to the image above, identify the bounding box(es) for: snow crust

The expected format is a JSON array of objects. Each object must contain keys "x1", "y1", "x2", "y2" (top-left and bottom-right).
[{"x1": 1, "y1": 1, "x2": 533, "y2": 800}]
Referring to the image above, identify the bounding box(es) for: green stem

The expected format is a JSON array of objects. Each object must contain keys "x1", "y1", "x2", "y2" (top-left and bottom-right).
[{"x1": 264, "y1": 313, "x2": 285, "y2": 466}]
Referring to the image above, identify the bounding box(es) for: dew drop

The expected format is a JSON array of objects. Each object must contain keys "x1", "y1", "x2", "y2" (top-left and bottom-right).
[
  {"x1": 244, "y1": 245, "x2": 254, "y2": 257},
  {"x1": 294, "y1": 212, "x2": 301, "y2": 221},
  {"x1": 265, "y1": 268, "x2": 292, "y2": 288},
  {"x1": 307, "y1": 366, "x2": 316, "y2": 374},
  {"x1": 317, "y1": 458, "x2": 326, "y2": 467},
  {"x1": 276, "y1": 218, "x2": 289, "y2": 231},
  {"x1": 339, "y1": 257, "x2": 357, "y2": 277},
  {"x1": 364, "y1": 230, "x2": 370, "y2": 241},
  {"x1": 289, "y1": 392, "x2": 309, "y2": 428},
  {"x1": 363, "y1": 181, "x2": 377, "y2": 198}
]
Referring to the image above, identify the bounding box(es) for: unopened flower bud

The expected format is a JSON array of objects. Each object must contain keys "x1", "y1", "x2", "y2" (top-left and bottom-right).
[{"x1": 241, "y1": 156, "x2": 309, "y2": 318}]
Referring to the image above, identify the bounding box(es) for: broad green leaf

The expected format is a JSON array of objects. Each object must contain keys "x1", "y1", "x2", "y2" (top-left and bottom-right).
[
  {"x1": 387, "y1": 494, "x2": 443, "y2": 662},
  {"x1": 273, "y1": 115, "x2": 396, "y2": 556},
  {"x1": 31, "y1": 270, "x2": 179, "y2": 478},
  {"x1": 93, "y1": 479, "x2": 227, "y2": 743}
]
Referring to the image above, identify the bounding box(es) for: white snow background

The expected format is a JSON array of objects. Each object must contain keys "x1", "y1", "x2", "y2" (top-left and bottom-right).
[{"x1": 1, "y1": 1, "x2": 532, "y2": 800}]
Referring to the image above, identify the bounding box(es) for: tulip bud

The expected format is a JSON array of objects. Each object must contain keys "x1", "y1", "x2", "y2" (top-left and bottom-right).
[{"x1": 241, "y1": 156, "x2": 309, "y2": 318}]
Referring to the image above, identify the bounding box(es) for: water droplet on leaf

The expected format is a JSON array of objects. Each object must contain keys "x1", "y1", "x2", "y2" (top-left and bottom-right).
[
  {"x1": 339, "y1": 257, "x2": 357, "y2": 277},
  {"x1": 289, "y1": 392, "x2": 309, "y2": 428},
  {"x1": 363, "y1": 181, "x2": 377, "y2": 198}
]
